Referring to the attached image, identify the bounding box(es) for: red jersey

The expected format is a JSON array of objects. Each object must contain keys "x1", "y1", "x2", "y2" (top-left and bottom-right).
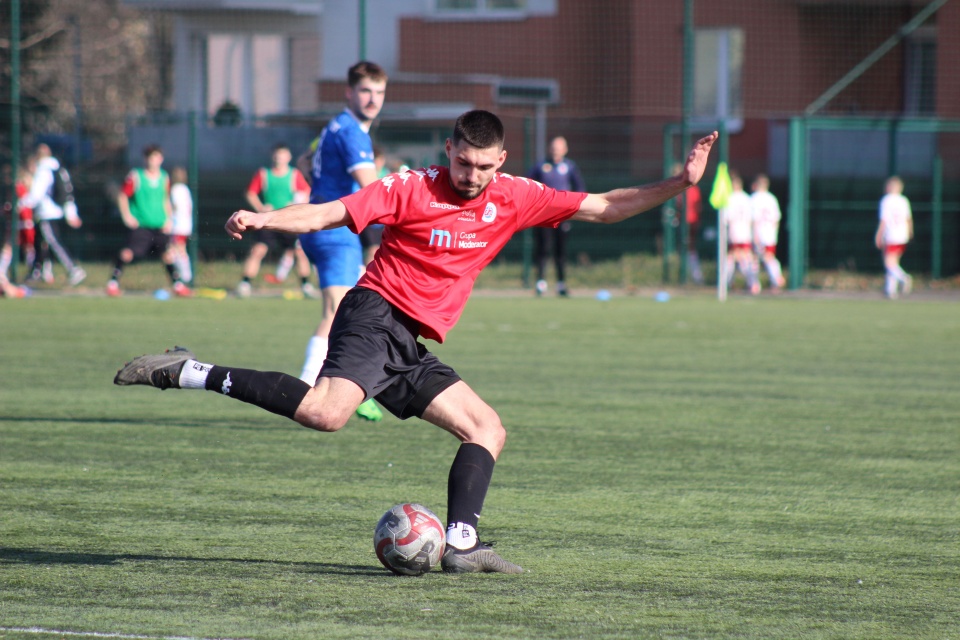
[
  {"x1": 683, "y1": 185, "x2": 701, "y2": 226},
  {"x1": 342, "y1": 166, "x2": 586, "y2": 342},
  {"x1": 15, "y1": 182, "x2": 33, "y2": 222}
]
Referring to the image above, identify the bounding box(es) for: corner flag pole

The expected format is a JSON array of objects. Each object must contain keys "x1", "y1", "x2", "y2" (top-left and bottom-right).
[{"x1": 710, "y1": 161, "x2": 733, "y2": 302}]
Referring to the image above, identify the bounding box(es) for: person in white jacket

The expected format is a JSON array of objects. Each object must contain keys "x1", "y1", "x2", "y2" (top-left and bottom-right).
[{"x1": 19, "y1": 144, "x2": 86, "y2": 286}]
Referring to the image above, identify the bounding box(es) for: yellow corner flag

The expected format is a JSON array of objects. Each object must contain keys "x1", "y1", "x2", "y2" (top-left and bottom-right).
[{"x1": 709, "y1": 162, "x2": 732, "y2": 210}]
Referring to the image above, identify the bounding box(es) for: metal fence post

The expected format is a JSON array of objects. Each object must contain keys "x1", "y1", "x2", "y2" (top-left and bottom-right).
[
  {"x1": 521, "y1": 116, "x2": 533, "y2": 289},
  {"x1": 787, "y1": 117, "x2": 807, "y2": 290},
  {"x1": 10, "y1": 0, "x2": 21, "y2": 281},
  {"x1": 932, "y1": 154, "x2": 942, "y2": 280},
  {"x1": 188, "y1": 110, "x2": 200, "y2": 285}
]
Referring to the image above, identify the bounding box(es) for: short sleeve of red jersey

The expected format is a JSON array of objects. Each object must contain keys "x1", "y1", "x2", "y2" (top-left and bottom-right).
[
  {"x1": 246, "y1": 169, "x2": 265, "y2": 194},
  {"x1": 509, "y1": 175, "x2": 586, "y2": 230},
  {"x1": 292, "y1": 169, "x2": 310, "y2": 193},
  {"x1": 341, "y1": 172, "x2": 410, "y2": 233},
  {"x1": 121, "y1": 172, "x2": 137, "y2": 198}
]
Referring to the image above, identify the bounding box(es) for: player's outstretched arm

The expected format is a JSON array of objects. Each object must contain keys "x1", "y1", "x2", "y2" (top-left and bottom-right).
[
  {"x1": 573, "y1": 131, "x2": 718, "y2": 225},
  {"x1": 225, "y1": 200, "x2": 350, "y2": 240}
]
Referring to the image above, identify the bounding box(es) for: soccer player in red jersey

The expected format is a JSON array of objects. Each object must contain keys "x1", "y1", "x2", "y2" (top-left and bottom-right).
[{"x1": 116, "y1": 111, "x2": 718, "y2": 574}]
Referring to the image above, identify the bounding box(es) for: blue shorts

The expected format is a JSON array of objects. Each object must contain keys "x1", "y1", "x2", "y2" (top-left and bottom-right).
[{"x1": 299, "y1": 232, "x2": 364, "y2": 289}]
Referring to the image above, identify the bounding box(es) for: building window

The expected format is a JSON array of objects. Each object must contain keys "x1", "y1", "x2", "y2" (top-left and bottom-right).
[
  {"x1": 693, "y1": 28, "x2": 744, "y2": 130},
  {"x1": 206, "y1": 33, "x2": 289, "y2": 118},
  {"x1": 435, "y1": 0, "x2": 526, "y2": 14},
  {"x1": 904, "y1": 27, "x2": 936, "y2": 116}
]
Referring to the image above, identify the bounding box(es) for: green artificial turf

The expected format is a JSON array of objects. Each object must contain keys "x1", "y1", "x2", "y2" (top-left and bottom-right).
[{"x1": 1, "y1": 293, "x2": 957, "y2": 639}]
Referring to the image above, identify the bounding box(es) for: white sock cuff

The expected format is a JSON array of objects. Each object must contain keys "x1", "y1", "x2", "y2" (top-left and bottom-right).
[
  {"x1": 445, "y1": 522, "x2": 478, "y2": 550},
  {"x1": 179, "y1": 359, "x2": 213, "y2": 389}
]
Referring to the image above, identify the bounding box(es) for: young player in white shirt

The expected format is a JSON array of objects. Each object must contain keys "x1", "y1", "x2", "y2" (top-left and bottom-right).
[
  {"x1": 874, "y1": 176, "x2": 913, "y2": 298},
  {"x1": 751, "y1": 174, "x2": 785, "y2": 290},
  {"x1": 723, "y1": 172, "x2": 760, "y2": 295},
  {"x1": 169, "y1": 167, "x2": 194, "y2": 285}
]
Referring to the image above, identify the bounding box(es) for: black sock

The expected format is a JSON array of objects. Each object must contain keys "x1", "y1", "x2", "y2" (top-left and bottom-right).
[
  {"x1": 204, "y1": 365, "x2": 310, "y2": 420},
  {"x1": 165, "y1": 262, "x2": 179, "y2": 284},
  {"x1": 111, "y1": 259, "x2": 125, "y2": 282},
  {"x1": 447, "y1": 443, "x2": 496, "y2": 532}
]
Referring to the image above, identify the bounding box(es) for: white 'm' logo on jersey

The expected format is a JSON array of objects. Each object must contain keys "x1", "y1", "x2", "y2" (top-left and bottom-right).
[
  {"x1": 482, "y1": 203, "x2": 497, "y2": 223},
  {"x1": 429, "y1": 229, "x2": 452, "y2": 248}
]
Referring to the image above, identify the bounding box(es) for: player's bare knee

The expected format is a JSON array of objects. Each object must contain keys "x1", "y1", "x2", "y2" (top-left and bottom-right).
[
  {"x1": 472, "y1": 409, "x2": 506, "y2": 454},
  {"x1": 490, "y1": 421, "x2": 507, "y2": 451}
]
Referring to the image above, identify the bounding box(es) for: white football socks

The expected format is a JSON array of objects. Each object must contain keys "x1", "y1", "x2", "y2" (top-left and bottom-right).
[
  {"x1": 175, "y1": 254, "x2": 193, "y2": 284},
  {"x1": 276, "y1": 252, "x2": 294, "y2": 281},
  {"x1": 179, "y1": 359, "x2": 213, "y2": 389},
  {"x1": 446, "y1": 522, "x2": 478, "y2": 551},
  {"x1": 299, "y1": 336, "x2": 328, "y2": 384},
  {"x1": 764, "y1": 256, "x2": 784, "y2": 286}
]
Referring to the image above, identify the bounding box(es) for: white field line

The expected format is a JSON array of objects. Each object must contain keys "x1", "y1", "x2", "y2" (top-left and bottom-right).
[{"x1": 0, "y1": 627, "x2": 249, "y2": 640}]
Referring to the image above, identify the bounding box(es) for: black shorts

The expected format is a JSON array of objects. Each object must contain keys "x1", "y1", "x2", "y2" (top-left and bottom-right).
[
  {"x1": 320, "y1": 287, "x2": 461, "y2": 420},
  {"x1": 255, "y1": 229, "x2": 298, "y2": 252},
  {"x1": 126, "y1": 227, "x2": 170, "y2": 260},
  {"x1": 359, "y1": 224, "x2": 384, "y2": 250}
]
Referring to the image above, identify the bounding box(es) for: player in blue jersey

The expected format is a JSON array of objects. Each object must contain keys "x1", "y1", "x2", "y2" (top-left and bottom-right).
[{"x1": 297, "y1": 61, "x2": 388, "y2": 422}]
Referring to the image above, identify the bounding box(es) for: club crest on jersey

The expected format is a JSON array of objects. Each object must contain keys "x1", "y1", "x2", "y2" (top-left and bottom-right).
[{"x1": 482, "y1": 203, "x2": 497, "y2": 223}]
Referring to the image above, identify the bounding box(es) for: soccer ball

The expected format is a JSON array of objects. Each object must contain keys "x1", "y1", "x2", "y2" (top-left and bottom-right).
[{"x1": 374, "y1": 503, "x2": 445, "y2": 576}]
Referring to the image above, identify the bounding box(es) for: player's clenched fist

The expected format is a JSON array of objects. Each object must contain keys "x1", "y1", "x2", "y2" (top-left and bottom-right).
[{"x1": 225, "y1": 209, "x2": 263, "y2": 240}]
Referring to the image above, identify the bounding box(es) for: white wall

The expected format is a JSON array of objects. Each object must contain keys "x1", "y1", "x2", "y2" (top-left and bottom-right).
[{"x1": 170, "y1": 10, "x2": 321, "y2": 114}]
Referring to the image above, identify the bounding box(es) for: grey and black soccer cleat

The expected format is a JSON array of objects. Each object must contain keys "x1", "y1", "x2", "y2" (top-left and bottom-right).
[
  {"x1": 441, "y1": 542, "x2": 523, "y2": 574},
  {"x1": 114, "y1": 346, "x2": 195, "y2": 390}
]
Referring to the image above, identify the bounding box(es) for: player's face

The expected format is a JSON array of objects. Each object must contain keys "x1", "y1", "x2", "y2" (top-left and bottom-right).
[
  {"x1": 273, "y1": 148, "x2": 292, "y2": 169},
  {"x1": 549, "y1": 138, "x2": 567, "y2": 163},
  {"x1": 347, "y1": 78, "x2": 387, "y2": 123},
  {"x1": 146, "y1": 151, "x2": 164, "y2": 172},
  {"x1": 445, "y1": 139, "x2": 507, "y2": 200}
]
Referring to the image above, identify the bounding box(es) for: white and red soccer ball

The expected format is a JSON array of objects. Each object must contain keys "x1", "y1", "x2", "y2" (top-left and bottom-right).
[{"x1": 374, "y1": 503, "x2": 445, "y2": 576}]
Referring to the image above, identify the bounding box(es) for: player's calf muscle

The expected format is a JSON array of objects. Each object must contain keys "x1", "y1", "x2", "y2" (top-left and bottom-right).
[
  {"x1": 294, "y1": 406, "x2": 350, "y2": 432},
  {"x1": 294, "y1": 386, "x2": 360, "y2": 432}
]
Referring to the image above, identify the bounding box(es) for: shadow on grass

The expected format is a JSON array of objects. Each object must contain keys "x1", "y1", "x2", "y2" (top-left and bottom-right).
[
  {"x1": 0, "y1": 415, "x2": 278, "y2": 431},
  {"x1": 0, "y1": 547, "x2": 383, "y2": 576}
]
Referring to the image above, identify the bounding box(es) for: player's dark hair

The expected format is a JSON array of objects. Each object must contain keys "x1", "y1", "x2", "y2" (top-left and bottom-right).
[
  {"x1": 143, "y1": 143, "x2": 163, "y2": 158},
  {"x1": 272, "y1": 142, "x2": 290, "y2": 153},
  {"x1": 348, "y1": 61, "x2": 388, "y2": 88},
  {"x1": 452, "y1": 110, "x2": 505, "y2": 150}
]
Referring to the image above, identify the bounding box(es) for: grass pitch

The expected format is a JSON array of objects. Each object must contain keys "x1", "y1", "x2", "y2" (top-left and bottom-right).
[{"x1": 1, "y1": 292, "x2": 958, "y2": 639}]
